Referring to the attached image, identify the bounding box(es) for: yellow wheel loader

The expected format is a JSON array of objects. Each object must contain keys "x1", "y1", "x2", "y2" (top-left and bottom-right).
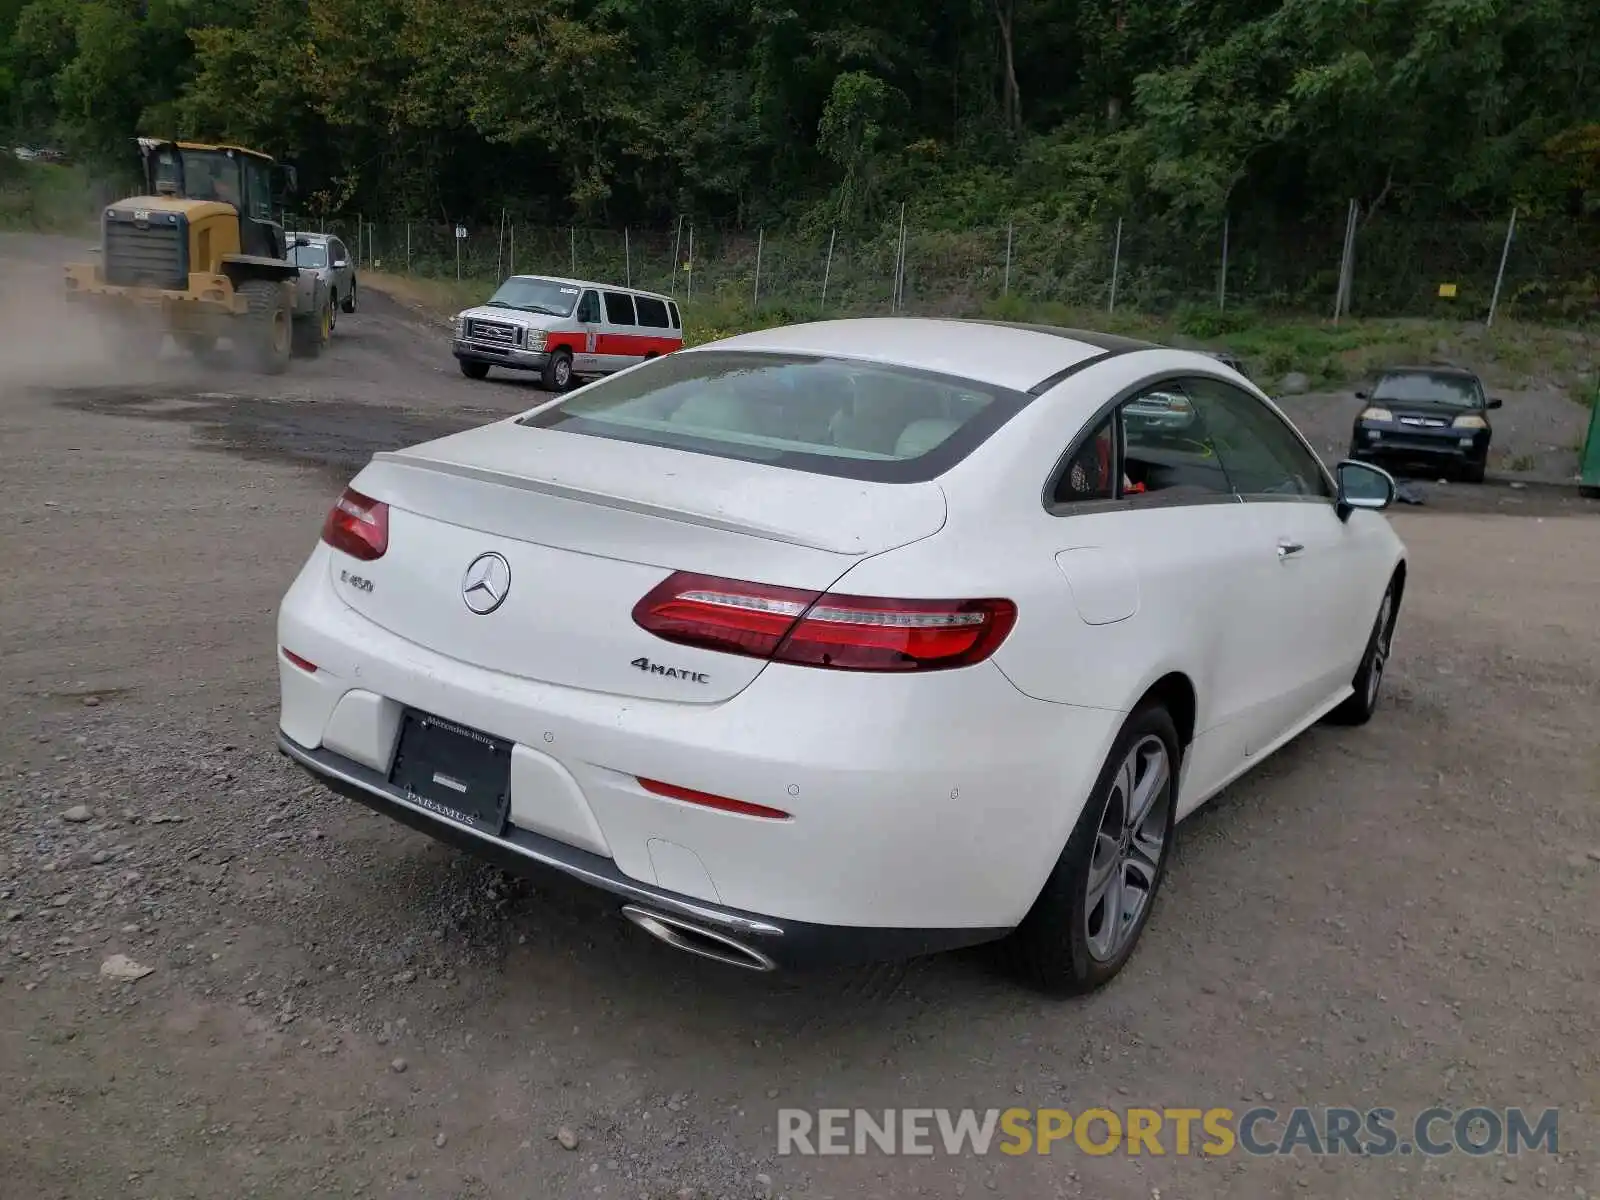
[{"x1": 64, "y1": 138, "x2": 334, "y2": 373}]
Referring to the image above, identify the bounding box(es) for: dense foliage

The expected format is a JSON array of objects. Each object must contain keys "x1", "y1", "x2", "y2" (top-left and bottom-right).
[{"x1": 3, "y1": 0, "x2": 1599, "y2": 236}]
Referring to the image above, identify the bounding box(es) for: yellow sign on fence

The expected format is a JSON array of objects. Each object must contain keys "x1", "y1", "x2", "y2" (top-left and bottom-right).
[{"x1": 1437, "y1": 283, "x2": 1458, "y2": 298}]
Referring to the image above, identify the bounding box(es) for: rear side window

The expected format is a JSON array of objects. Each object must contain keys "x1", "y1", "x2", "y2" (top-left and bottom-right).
[
  {"x1": 518, "y1": 351, "x2": 1031, "y2": 483},
  {"x1": 668, "y1": 302, "x2": 681, "y2": 329},
  {"x1": 634, "y1": 296, "x2": 670, "y2": 327},
  {"x1": 603, "y1": 291, "x2": 636, "y2": 325}
]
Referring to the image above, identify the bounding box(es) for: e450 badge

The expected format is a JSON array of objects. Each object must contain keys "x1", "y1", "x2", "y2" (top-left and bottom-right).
[{"x1": 630, "y1": 657, "x2": 709, "y2": 684}]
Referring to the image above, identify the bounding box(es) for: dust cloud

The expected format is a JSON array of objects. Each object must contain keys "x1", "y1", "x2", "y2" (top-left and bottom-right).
[{"x1": 0, "y1": 234, "x2": 203, "y2": 394}]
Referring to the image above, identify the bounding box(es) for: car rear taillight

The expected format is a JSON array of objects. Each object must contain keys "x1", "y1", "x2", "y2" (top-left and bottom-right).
[
  {"x1": 320, "y1": 487, "x2": 388, "y2": 561},
  {"x1": 632, "y1": 571, "x2": 1016, "y2": 672}
]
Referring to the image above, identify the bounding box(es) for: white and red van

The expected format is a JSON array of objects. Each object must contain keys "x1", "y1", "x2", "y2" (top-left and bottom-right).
[{"x1": 452, "y1": 275, "x2": 683, "y2": 390}]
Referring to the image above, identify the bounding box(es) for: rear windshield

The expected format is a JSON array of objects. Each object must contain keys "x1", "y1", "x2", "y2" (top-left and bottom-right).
[
  {"x1": 289, "y1": 243, "x2": 328, "y2": 268},
  {"x1": 518, "y1": 351, "x2": 1030, "y2": 482},
  {"x1": 1373, "y1": 372, "x2": 1482, "y2": 407}
]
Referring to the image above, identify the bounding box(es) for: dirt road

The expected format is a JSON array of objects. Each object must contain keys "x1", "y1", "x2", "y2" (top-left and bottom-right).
[{"x1": 2, "y1": 235, "x2": 1598, "y2": 1199}]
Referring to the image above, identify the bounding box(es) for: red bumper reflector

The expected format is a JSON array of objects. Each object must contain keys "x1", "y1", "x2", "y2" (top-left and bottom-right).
[
  {"x1": 638, "y1": 777, "x2": 790, "y2": 820},
  {"x1": 282, "y1": 649, "x2": 318, "y2": 673}
]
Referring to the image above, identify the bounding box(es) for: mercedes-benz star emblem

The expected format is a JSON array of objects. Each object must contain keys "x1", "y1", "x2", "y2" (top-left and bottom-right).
[{"x1": 461, "y1": 552, "x2": 512, "y2": 615}]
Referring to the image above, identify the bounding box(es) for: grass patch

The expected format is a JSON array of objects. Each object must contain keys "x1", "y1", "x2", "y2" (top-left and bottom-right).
[
  {"x1": 365, "y1": 271, "x2": 1598, "y2": 397},
  {"x1": 361, "y1": 271, "x2": 487, "y2": 322},
  {"x1": 0, "y1": 161, "x2": 103, "y2": 233}
]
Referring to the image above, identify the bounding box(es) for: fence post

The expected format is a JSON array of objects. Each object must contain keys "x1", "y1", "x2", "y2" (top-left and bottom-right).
[
  {"x1": 624, "y1": 226, "x2": 631, "y2": 288},
  {"x1": 496, "y1": 207, "x2": 506, "y2": 280},
  {"x1": 1003, "y1": 220, "x2": 1013, "y2": 296},
  {"x1": 570, "y1": 226, "x2": 577, "y2": 276},
  {"x1": 820, "y1": 227, "x2": 836, "y2": 314},
  {"x1": 357, "y1": 214, "x2": 363, "y2": 270},
  {"x1": 405, "y1": 222, "x2": 411, "y2": 275},
  {"x1": 753, "y1": 228, "x2": 764, "y2": 308},
  {"x1": 1218, "y1": 214, "x2": 1230, "y2": 310},
  {"x1": 669, "y1": 215, "x2": 684, "y2": 297},
  {"x1": 687, "y1": 224, "x2": 694, "y2": 301},
  {"x1": 509, "y1": 223, "x2": 515, "y2": 276},
  {"x1": 1108, "y1": 217, "x2": 1124, "y2": 314},
  {"x1": 892, "y1": 203, "x2": 907, "y2": 312},
  {"x1": 1332, "y1": 199, "x2": 1359, "y2": 322},
  {"x1": 455, "y1": 224, "x2": 461, "y2": 282},
  {"x1": 1486, "y1": 207, "x2": 1518, "y2": 328}
]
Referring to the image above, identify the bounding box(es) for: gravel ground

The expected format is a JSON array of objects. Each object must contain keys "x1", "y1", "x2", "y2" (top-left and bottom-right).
[{"x1": 2, "y1": 233, "x2": 1599, "y2": 1199}]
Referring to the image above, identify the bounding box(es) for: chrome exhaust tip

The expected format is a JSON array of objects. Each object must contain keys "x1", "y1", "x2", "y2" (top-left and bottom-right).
[{"x1": 620, "y1": 904, "x2": 777, "y2": 972}]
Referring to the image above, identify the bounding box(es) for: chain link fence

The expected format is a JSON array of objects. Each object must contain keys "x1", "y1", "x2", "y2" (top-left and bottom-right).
[{"x1": 287, "y1": 208, "x2": 1600, "y2": 325}]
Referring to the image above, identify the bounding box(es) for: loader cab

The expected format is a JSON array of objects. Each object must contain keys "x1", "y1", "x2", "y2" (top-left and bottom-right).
[{"x1": 140, "y1": 139, "x2": 289, "y2": 261}]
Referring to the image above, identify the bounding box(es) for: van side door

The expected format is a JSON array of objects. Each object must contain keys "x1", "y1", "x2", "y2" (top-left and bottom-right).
[
  {"x1": 572, "y1": 289, "x2": 602, "y2": 373},
  {"x1": 599, "y1": 290, "x2": 638, "y2": 373}
]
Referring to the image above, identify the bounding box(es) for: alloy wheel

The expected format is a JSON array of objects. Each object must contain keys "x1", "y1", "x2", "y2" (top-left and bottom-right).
[{"x1": 1084, "y1": 734, "x2": 1172, "y2": 963}]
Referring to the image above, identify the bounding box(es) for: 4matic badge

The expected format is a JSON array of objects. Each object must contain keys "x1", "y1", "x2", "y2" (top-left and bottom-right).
[
  {"x1": 339, "y1": 568, "x2": 374, "y2": 593},
  {"x1": 630, "y1": 657, "x2": 709, "y2": 685}
]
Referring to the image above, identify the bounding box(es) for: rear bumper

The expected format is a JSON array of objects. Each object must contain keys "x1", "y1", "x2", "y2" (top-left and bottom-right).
[
  {"x1": 277, "y1": 543, "x2": 1123, "y2": 939},
  {"x1": 453, "y1": 340, "x2": 549, "y2": 370},
  {"x1": 279, "y1": 732, "x2": 1008, "y2": 970},
  {"x1": 64, "y1": 264, "x2": 247, "y2": 316}
]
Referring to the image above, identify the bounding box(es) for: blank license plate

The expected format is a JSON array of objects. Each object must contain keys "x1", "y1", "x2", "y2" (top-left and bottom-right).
[{"x1": 388, "y1": 711, "x2": 512, "y2": 835}]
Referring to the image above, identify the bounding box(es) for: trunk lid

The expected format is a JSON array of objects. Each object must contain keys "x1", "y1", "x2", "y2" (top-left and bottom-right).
[{"x1": 331, "y1": 421, "x2": 948, "y2": 703}]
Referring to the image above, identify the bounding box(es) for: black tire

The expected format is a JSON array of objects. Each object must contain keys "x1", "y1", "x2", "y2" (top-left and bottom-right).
[
  {"x1": 341, "y1": 278, "x2": 358, "y2": 314},
  {"x1": 328, "y1": 296, "x2": 338, "y2": 332},
  {"x1": 541, "y1": 349, "x2": 574, "y2": 391},
  {"x1": 1460, "y1": 459, "x2": 1486, "y2": 484},
  {"x1": 235, "y1": 279, "x2": 291, "y2": 375},
  {"x1": 459, "y1": 359, "x2": 490, "y2": 381},
  {"x1": 1327, "y1": 577, "x2": 1400, "y2": 726},
  {"x1": 1001, "y1": 704, "x2": 1180, "y2": 995},
  {"x1": 291, "y1": 295, "x2": 333, "y2": 359}
]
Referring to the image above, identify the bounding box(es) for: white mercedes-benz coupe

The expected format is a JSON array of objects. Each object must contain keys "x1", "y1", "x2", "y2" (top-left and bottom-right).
[{"x1": 276, "y1": 319, "x2": 1406, "y2": 993}]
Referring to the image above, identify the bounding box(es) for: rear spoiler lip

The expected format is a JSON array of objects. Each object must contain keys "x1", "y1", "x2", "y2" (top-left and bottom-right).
[{"x1": 368, "y1": 449, "x2": 893, "y2": 554}]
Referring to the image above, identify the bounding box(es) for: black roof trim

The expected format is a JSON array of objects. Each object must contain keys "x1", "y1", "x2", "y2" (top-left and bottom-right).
[{"x1": 1027, "y1": 345, "x2": 1148, "y2": 396}]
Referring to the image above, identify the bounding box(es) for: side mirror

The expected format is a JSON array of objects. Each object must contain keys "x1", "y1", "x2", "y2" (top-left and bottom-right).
[
  {"x1": 1335, "y1": 459, "x2": 1397, "y2": 520},
  {"x1": 1486, "y1": 397, "x2": 1503, "y2": 409},
  {"x1": 294, "y1": 234, "x2": 311, "y2": 247},
  {"x1": 1354, "y1": 390, "x2": 1369, "y2": 401}
]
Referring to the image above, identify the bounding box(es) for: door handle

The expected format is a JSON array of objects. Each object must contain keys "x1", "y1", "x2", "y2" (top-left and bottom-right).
[{"x1": 1276, "y1": 540, "x2": 1305, "y2": 559}]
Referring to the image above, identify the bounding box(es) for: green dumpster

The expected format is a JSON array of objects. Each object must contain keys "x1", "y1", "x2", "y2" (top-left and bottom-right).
[{"x1": 1583, "y1": 384, "x2": 1600, "y2": 499}]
